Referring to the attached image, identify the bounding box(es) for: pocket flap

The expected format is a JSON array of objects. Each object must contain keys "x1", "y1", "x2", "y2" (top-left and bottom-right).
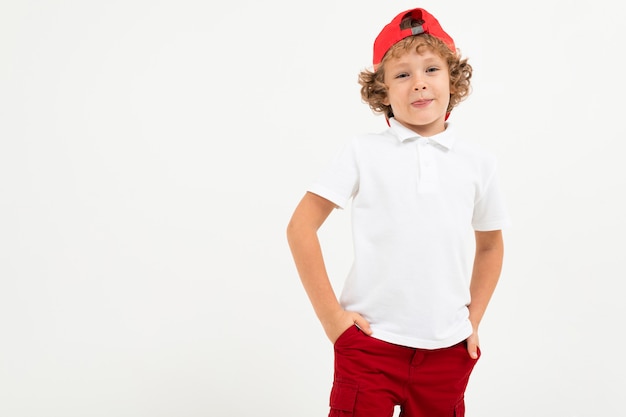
[{"x1": 329, "y1": 380, "x2": 358, "y2": 412}]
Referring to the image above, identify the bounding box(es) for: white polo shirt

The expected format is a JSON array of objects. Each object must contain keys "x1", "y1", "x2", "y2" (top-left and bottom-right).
[{"x1": 308, "y1": 118, "x2": 511, "y2": 349}]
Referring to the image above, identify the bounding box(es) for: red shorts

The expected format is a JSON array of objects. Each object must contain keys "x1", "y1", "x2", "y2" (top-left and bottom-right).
[{"x1": 329, "y1": 325, "x2": 480, "y2": 417}]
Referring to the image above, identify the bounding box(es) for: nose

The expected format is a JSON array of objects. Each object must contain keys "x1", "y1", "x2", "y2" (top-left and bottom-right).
[{"x1": 414, "y1": 81, "x2": 427, "y2": 91}]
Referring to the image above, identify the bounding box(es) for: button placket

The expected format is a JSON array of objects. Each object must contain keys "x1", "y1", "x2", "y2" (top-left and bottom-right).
[{"x1": 416, "y1": 139, "x2": 439, "y2": 194}]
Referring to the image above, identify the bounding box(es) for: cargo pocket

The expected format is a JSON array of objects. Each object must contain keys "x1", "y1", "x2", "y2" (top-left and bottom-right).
[{"x1": 329, "y1": 380, "x2": 358, "y2": 416}]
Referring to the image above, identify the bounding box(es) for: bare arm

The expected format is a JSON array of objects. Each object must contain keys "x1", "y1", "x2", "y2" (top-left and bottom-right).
[
  {"x1": 466, "y1": 230, "x2": 504, "y2": 358},
  {"x1": 286, "y1": 192, "x2": 372, "y2": 343}
]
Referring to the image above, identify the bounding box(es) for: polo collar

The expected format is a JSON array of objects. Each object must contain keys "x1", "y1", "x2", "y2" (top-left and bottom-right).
[{"x1": 388, "y1": 117, "x2": 456, "y2": 150}]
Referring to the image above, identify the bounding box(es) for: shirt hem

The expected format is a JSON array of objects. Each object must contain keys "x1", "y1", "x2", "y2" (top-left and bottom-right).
[{"x1": 368, "y1": 323, "x2": 473, "y2": 350}]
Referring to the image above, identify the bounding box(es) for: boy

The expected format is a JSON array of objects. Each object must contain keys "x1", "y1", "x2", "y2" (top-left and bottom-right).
[{"x1": 286, "y1": 7, "x2": 510, "y2": 417}]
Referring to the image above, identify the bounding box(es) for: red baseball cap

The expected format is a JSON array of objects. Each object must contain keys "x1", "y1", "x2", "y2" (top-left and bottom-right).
[{"x1": 373, "y1": 8, "x2": 455, "y2": 66}]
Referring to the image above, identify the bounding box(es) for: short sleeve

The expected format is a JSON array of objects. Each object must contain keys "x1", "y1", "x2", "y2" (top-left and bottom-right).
[
  {"x1": 472, "y1": 161, "x2": 511, "y2": 231},
  {"x1": 307, "y1": 138, "x2": 360, "y2": 210}
]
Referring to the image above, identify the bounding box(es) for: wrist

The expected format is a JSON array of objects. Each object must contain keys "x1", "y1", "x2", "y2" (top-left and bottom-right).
[
  {"x1": 468, "y1": 316, "x2": 480, "y2": 332},
  {"x1": 317, "y1": 305, "x2": 344, "y2": 325}
]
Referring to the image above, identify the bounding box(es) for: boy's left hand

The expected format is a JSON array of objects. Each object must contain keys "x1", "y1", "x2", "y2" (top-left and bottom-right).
[{"x1": 466, "y1": 332, "x2": 480, "y2": 359}]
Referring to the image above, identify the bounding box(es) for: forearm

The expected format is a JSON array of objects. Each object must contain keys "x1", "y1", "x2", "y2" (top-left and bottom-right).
[
  {"x1": 468, "y1": 230, "x2": 504, "y2": 330},
  {"x1": 286, "y1": 223, "x2": 342, "y2": 322}
]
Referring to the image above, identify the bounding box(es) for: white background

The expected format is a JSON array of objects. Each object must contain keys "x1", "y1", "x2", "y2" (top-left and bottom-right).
[{"x1": 1, "y1": 1, "x2": 624, "y2": 416}]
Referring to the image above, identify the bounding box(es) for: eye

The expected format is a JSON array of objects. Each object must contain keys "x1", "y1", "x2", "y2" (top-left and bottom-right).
[
  {"x1": 426, "y1": 67, "x2": 440, "y2": 73},
  {"x1": 394, "y1": 72, "x2": 409, "y2": 79}
]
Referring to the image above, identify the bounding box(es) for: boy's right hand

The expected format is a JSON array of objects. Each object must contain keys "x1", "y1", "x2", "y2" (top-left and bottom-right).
[{"x1": 322, "y1": 309, "x2": 372, "y2": 344}]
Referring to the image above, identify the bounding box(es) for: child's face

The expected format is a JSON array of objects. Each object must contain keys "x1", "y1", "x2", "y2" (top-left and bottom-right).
[{"x1": 383, "y1": 47, "x2": 451, "y2": 137}]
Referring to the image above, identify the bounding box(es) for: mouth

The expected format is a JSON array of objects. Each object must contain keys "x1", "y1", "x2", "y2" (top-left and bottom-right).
[{"x1": 411, "y1": 99, "x2": 433, "y2": 108}]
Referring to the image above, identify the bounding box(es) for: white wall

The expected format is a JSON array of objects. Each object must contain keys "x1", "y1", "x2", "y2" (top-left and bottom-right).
[{"x1": 1, "y1": 1, "x2": 624, "y2": 416}]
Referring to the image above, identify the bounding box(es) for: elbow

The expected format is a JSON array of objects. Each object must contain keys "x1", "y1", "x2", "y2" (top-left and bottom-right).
[
  {"x1": 286, "y1": 217, "x2": 303, "y2": 245},
  {"x1": 286, "y1": 219, "x2": 296, "y2": 242},
  {"x1": 286, "y1": 216, "x2": 316, "y2": 248}
]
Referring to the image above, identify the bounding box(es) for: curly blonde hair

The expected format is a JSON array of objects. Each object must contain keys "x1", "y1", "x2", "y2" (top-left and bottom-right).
[{"x1": 359, "y1": 34, "x2": 472, "y2": 119}]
